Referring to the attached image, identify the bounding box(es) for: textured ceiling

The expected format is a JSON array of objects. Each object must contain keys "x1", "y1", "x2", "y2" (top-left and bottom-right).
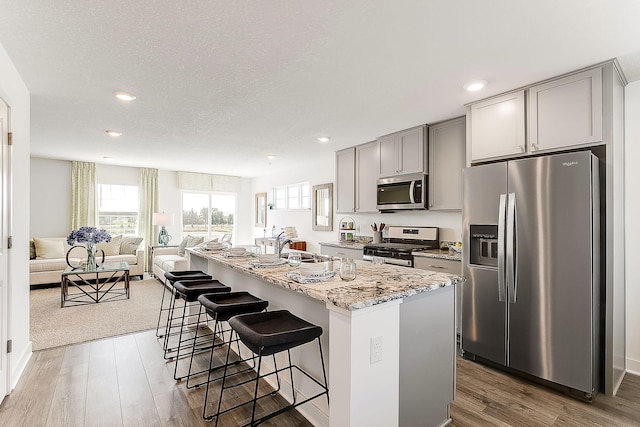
[{"x1": 1, "y1": 0, "x2": 639, "y2": 177}]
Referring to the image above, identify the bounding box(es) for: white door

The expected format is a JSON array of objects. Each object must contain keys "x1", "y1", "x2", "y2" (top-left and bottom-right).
[{"x1": 0, "y1": 97, "x2": 9, "y2": 401}]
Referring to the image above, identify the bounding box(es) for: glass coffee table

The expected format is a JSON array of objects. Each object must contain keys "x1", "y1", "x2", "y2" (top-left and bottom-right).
[{"x1": 61, "y1": 262, "x2": 130, "y2": 307}]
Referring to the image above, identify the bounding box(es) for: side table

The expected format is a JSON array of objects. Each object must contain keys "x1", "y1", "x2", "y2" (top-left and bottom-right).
[{"x1": 61, "y1": 262, "x2": 130, "y2": 307}]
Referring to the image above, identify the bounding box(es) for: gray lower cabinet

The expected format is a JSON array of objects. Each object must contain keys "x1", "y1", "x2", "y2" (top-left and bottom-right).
[
  {"x1": 428, "y1": 117, "x2": 465, "y2": 211},
  {"x1": 319, "y1": 244, "x2": 363, "y2": 260},
  {"x1": 414, "y1": 257, "x2": 462, "y2": 337}
]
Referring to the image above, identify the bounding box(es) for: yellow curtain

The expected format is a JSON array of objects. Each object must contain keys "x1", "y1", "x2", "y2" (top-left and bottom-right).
[{"x1": 70, "y1": 161, "x2": 96, "y2": 230}]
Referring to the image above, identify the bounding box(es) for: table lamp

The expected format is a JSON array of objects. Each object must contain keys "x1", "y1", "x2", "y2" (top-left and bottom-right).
[{"x1": 153, "y1": 212, "x2": 175, "y2": 246}]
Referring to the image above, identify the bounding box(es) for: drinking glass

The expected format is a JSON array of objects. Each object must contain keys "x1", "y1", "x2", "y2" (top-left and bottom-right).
[
  {"x1": 339, "y1": 258, "x2": 357, "y2": 281},
  {"x1": 250, "y1": 245, "x2": 262, "y2": 256},
  {"x1": 288, "y1": 252, "x2": 302, "y2": 268}
]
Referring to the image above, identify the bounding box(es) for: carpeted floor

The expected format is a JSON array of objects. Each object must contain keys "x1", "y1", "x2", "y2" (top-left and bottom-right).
[{"x1": 30, "y1": 277, "x2": 165, "y2": 351}]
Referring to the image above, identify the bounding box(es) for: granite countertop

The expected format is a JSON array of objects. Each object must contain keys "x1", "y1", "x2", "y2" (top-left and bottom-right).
[
  {"x1": 188, "y1": 248, "x2": 464, "y2": 311},
  {"x1": 413, "y1": 249, "x2": 462, "y2": 261},
  {"x1": 319, "y1": 241, "x2": 368, "y2": 250}
]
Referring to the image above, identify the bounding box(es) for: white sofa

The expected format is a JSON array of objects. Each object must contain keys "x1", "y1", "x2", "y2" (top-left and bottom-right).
[
  {"x1": 151, "y1": 246, "x2": 189, "y2": 281},
  {"x1": 29, "y1": 236, "x2": 145, "y2": 286}
]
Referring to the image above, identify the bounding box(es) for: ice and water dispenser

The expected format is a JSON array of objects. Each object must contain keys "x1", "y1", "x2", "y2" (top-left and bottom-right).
[{"x1": 469, "y1": 225, "x2": 499, "y2": 267}]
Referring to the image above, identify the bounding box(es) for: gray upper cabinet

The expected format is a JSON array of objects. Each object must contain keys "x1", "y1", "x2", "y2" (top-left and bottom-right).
[
  {"x1": 378, "y1": 125, "x2": 427, "y2": 177},
  {"x1": 355, "y1": 141, "x2": 379, "y2": 213},
  {"x1": 428, "y1": 117, "x2": 465, "y2": 211},
  {"x1": 528, "y1": 67, "x2": 602, "y2": 153},
  {"x1": 336, "y1": 147, "x2": 355, "y2": 213},
  {"x1": 468, "y1": 66, "x2": 605, "y2": 164},
  {"x1": 468, "y1": 91, "x2": 526, "y2": 163}
]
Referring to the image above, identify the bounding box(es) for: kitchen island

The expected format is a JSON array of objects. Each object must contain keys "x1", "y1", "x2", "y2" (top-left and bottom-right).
[{"x1": 188, "y1": 248, "x2": 464, "y2": 427}]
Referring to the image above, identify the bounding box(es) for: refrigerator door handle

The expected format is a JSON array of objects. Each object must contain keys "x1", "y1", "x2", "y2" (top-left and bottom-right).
[
  {"x1": 497, "y1": 193, "x2": 507, "y2": 302},
  {"x1": 506, "y1": 193, "x2": 517, "y2": 303}
]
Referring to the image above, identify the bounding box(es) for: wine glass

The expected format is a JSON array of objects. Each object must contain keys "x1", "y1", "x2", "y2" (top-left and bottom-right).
[
  {"x1": 339, "y1": 258, "x2": 357, "y2": 281},
  {"x1": 288, "y1": 252, "x2": 302, "y2": 268}
]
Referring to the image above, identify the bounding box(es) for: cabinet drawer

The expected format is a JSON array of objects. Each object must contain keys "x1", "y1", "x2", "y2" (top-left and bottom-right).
[{"x1": 414, "y1": 257, "x2": 461, "y2": 274}]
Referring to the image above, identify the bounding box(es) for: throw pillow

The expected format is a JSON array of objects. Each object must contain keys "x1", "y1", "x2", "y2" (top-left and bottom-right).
[
  {"x1": 120, "y1": 236, "x2": 143, "y2": 255},
  {"x1": 188, "y1": 236, "x2": 204, "y2": 247},
  {"x1": 33, "y1": 237, "x2": 65, "y2": 259},
  {"x1": 97, "y1": 235, "x2": 122, "y2": 256},
  {"x1": 177, "y1": 235, "x2": 192, "y2": 257},
  {"x1": 29, "y1": 239, "x2": 36, "y2": 260}
]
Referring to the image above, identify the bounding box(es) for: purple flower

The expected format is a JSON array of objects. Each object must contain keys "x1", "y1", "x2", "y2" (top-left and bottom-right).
[{"x1": 67, "y1": 226, "x2": 112, "y2": 246}]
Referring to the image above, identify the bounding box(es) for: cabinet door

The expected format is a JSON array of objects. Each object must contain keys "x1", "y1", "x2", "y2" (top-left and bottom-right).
[
  {"x1": 378, "y1": 134, "x2": 398, "y2": 177},
  {"x1": 429, "y1": 117, "x2": 465, "y2": 210},
  {"x1": 398, "y1": 125, "x2": 426, "y2": 175},
  {"x1": 355, "y1": 141, "x2": 379, "y2": 212},
  {"x1": 336, "y1": 148, "x2": 355, "y2": 213},
  {"x1": 528, "y1": 67, "x2": 602, "y2": 153},
  {"x1": 469, "y1": 91, "x2": 526, "y2": 162}
]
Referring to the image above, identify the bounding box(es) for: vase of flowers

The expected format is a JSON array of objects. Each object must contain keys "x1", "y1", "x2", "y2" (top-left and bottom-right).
[{"x1": 66, "y1": 226, "x2": 112, "y2": 270}]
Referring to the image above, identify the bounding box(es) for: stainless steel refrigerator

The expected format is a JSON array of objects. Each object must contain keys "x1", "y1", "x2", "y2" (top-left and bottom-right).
[{"x1": 461, "y1": 151, "x2": 600, "y2": 399}]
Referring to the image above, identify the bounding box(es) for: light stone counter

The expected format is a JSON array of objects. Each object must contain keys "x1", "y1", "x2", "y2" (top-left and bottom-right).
[
  {"x1": 188, "y1": 248, "x2": 463, "y2": 311},
  {"x1": 318, "y1": 241, "x2": 368, "y2": 250},
  {"x1": 413, "y1": 248, "x2": 462, "y2": 261}
]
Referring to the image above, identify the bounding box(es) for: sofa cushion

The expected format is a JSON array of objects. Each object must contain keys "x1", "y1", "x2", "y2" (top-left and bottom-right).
[
  {"x1": 154, "y1": 254, "x2": 188, "y2": 272},
  {"x1": 104, "y1": 254, "x2": 138, "y2": 265},
  {"x1": 30, "y1": 258, "x2": 78, "y2": 273},
  {"x1": 120, "y1": 236, "x2": 143, "y2": 255},
  {"x1": 33, "y1": 237, "x2": 65, "y2": 259},
  {"x1": 97, "y1": 235, "x2": 121, "y2": 256}
]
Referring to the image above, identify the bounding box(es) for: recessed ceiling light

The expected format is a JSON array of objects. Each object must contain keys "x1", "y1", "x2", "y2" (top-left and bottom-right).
[
  {"x1": 463, "y1": 80, "x2": 487, "y2": 92},
  {"x1": 317, "y1": 136, "x2": 331, "y2": 143},
  {"x1": 113, "y1": 91, "x2": 136, "y2": 102},
  {"x1": 267, "y1": 155, "x2": 277, "y2": 160},
  {"x1": 105, "y1": 130, "x2": 122, "y2": 137}
]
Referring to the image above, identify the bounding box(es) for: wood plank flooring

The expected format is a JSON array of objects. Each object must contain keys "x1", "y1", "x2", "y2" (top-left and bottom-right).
[{"x1": 1, "y1": 330, "x2": 639, "y2": 426}]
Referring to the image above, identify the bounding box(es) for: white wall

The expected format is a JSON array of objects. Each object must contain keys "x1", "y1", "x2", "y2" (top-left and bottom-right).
[
  {"x1": 625, "y1": 81, "x2": 640, "y2": 375},
  {"x1": 0, "y1": 42, "x2": 31, "y2": 390}
]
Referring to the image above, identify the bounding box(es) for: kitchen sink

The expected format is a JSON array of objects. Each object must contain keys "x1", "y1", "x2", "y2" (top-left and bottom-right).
[{"x1": 282, "y1": 251, "x2": 331, "y2": 263}]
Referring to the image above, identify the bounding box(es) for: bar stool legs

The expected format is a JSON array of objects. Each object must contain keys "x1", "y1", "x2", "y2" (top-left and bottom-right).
[{"x1": 210, "y1": 310, "x2": 329, "y2": 426}]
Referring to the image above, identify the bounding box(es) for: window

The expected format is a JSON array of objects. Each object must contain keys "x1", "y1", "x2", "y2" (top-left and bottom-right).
[
  {"x1": 98, "y1": 184, "x2": 139, "y2": 235},
  {"x1": 273, "y1": 182, "x2": 310, "y2": 210},
  {"x1": 182, "y1": 192, "x2": 236, "y2": 241}
]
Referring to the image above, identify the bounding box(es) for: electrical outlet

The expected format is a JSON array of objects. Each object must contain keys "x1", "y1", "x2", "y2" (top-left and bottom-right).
[{"x1": 370, "y1": 336, "x2": 383, "y2": 364}]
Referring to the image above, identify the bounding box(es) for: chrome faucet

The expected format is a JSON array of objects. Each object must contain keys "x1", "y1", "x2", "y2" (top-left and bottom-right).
[{"x1": 275, "y1": 231, "x2": 293, "y2": 258}]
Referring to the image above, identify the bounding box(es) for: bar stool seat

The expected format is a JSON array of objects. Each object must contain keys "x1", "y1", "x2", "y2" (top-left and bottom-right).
[
  {"x1": 173, "y1": 279, "x2": 230, "y2": 302},
  {"x1": 212, "y1": 310, "x2": 328, "y2": 426},
  {"x1": 229, "y1": 310, "x2": 322, "y2": 355}
]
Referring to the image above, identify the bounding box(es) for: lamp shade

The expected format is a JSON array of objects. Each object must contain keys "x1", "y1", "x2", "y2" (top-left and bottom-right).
[{"x1": 153, "y1": 212, "x2": 175, "y2": 226}]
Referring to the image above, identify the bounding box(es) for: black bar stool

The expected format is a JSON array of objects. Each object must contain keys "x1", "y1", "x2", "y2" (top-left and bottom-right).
[
  {"x1": 213, "y1": 310, "x2": 329, "y2": 426},
  {"x1": 155, "y1": 270, "x2": 211, "y2": 338},
  {"x1": 164, "y1": 279, "x2": 230, "y2": 374},
  {"x1": 189, "y1": 292, "x2": 270, "y2": 419}
]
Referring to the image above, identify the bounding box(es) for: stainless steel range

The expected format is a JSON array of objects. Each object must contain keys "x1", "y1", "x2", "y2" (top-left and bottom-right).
[{"x1": 363, "y1": 226, "x2": 439, "y2": 267}]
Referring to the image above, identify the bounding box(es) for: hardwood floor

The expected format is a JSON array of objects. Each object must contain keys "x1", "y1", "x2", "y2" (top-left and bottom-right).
[
  {"x1": 451, "y1": 358, "x2": 640, "y2": 426},
  {"x1": 1, "y1": 331, "x2": 639, "y2": 426},
  {"x1": 0, "y1": 330, "x2": 314, "y2": 427}
]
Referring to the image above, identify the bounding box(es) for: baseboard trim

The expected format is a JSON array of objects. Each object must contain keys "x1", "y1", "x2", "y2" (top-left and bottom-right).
[
  {"x1": 626, "y1": 357, "x2": 640, "y2": 376},
  {"x1": 10, "y1": 340, "x2": 32, "y2": 392}
]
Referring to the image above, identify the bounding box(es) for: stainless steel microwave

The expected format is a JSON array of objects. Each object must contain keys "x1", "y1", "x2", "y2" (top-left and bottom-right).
[{"x1": 376, "y1": 173, "x2": 427, "y2": 211}]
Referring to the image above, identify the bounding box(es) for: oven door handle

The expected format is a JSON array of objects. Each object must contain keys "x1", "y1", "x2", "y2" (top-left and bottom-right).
[
  {"x1": 409, "y1": 180, "x2": 416, "y2": 204},
  {"x1": 383, "y1": 258, "x2": 412, "y2": 267}
]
